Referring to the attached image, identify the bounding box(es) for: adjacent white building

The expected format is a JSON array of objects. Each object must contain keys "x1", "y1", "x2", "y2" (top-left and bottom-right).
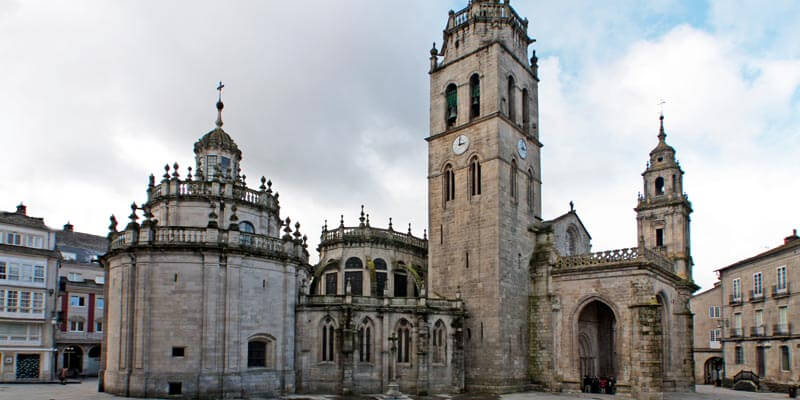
[{"x1": 0, "y1": 204, "x2": 60, "y2": 381}]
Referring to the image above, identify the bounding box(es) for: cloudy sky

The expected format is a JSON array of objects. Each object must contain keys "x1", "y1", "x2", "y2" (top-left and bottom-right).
[{"x1": 1, "y1": 0, "x2": 798, "y2": 291}]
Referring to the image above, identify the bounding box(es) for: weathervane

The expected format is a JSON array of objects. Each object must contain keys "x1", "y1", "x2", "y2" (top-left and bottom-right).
[{"x1": 657, "y1": 98, "x2": 666, "y2": 117}]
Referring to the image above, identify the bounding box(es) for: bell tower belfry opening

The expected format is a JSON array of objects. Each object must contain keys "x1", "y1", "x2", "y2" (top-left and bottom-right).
[{"x1": 426, "y1": 0, "x2": 541, "y2": 392}]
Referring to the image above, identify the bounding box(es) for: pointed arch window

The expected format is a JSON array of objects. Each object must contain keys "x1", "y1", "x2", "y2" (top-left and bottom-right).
[
  {"x1": 358, "y1": 320, "x2": 373, "y2": 362},
  {"x1": 510, "y1": 159, "x2": 518, "y2": 202},
  {"x1": 522, "y1": 88, "x2": 530, "y2": 130},
  {"x1": 397, "y1": 319, "x2": 412, "y2": 364},
  {"x1": 321, "y1": 318, "x2": 336, "y2": 362},
  {"x1": 507, "y1": 76, "x2": 515, "y2": 121},
  {"x1": 469, "y1": 74, "x2": 480, "y2": 120},
  {"x1": 433, "y1": 320, "x2": 447, "y2": 364},
  {"x1": 527, "y1": 168, "x2": 534, "y2": 213},
  {"x1": 445, "y1": 84, "x2": 458, "y2": 128},
  {"x1": 469, "y1": 157, "x2": 482, "y2": 196},
  {"x1": 443, "y1": 164, "x2": 455, "y2": 204}
]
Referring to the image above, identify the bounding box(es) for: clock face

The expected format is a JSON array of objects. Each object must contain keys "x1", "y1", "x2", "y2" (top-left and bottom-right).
[
  {"x1": 452, "y1": 134, "x2": 469, "y2": 155},
  {"x1": 517, "y1": 138, "x2": 528, "y2": 159}
]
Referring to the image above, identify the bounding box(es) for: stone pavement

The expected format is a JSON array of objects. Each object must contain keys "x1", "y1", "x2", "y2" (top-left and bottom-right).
[{"x1": 0, "y1": 380, "x2": 791, "y2": 400}]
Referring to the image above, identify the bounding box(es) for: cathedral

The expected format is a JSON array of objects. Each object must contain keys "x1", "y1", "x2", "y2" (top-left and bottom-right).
[{"x1": 100, "y1": 1, "x2": 697, "y2": 399}]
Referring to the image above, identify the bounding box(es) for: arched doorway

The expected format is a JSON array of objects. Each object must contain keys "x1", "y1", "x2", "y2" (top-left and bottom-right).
[
  {"x1": 62, "y1": 345, "x2": 83, "y2": 377},
  {"x1": 86, "y1": 345, "x2": 102, "y2": 376},
  {"x1": 578, "y1": 300, "x2": 617, "y2": 379},
  {"x1": 704, "y1": 357, "x2": 723, "y2": 385}
]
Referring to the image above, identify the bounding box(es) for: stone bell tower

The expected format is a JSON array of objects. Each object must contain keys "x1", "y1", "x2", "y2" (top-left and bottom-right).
[
  {"x1": 426, "y1": 0, "x2": 540, "y2": 392},
  {"x1": 635, "y1": 115, "x2": 693, "y2": 280}
]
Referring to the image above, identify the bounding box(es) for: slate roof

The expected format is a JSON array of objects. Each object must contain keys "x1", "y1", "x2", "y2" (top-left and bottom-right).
[
  {"x1": 0, "y1": 211, "x2": 50, "y2": 231},
  {"x1": 56, "y1": 230, "x2": 108, "y2": 264},
  {"x1": 716, "y1": 235, "x2": 800, "y2": 273}
]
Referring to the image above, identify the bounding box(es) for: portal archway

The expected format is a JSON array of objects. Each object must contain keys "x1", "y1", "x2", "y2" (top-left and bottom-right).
[
  {"x1": 703, "y1": 357, "x2": 723, "y2": 384},
  {"x1": 577, "y1": 300, "x2": 617, "y2": 379}
]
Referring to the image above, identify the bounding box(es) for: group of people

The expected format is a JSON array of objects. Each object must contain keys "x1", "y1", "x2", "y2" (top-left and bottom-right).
[{"x1": 582, "y1": 375, "x2": 616, "y2": 394}]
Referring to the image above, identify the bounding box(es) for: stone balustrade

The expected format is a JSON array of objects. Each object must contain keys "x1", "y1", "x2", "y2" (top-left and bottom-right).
[
  {"x1": 109, "y1": 226, "x2": 307, "y2": 262},
  {"x1": 320, "y1": 225, "x2": 427, "y2": 253},
  {"x1": 147, "y1": 176, "x2": 278, "y2": 212},
  {"x1": 556, "y1": 246, "x2": 675, "y2": 273},
  {"x1": 450, "y1": 2, "x2": 527, "y2": 31}
]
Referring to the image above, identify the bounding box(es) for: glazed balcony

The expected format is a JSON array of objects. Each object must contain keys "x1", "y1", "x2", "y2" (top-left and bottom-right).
[
  {"x1": 772, "y1": 283, "x2": 790, "y2": 299},
  {"x1": 773, "y1": 323, "x2": 792, "y2": 337}
]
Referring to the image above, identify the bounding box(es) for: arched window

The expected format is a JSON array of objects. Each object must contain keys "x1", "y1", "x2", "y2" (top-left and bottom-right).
[
  {"x1": 374, "y1": 258, "x2": 388, "y2": 297},
  {"x1": 397, "y1": 319, "x2": 412, "y2": 364},
  {"x1": 567, "y1": 225, "x2": 578, "y2": 256},
  {"x1": 345, "y1": 257, "x2": 362, "y2": 269},
  {"x1": 433, "y1": 320, "x2": 447, "y2": 364},
  {"x1": 522, "y1": 88, "x2": 530, "y2": 130},
  {"x1": 507, "y1": 76, "x2": 515, "y2": 121},
  {"x1": 469, "y1": 157, "x2": 482, "y2": 196},
  {"x1": 247, "y1": 337, "x2": 274, "y2": 368},
  {"x1": 510, "y1": 159, "x2": 518, "y2": 202},
  {"x1": 358, "y1": 319, "x2": 373, "y2": 363},
  {"x1": 445, "y1": 84, "x2": 458, "y2": 128},
  {"x1": 321, "y1": 318, "x2": 336, "y2": 362},
  {"x1": 239, "y1": 221, "x2": 255, "y2": 246},
  {"x1": 469, "y1": 74, "x2": 480, "y2": 120},
  {"x1": 443, "y1": 164, "x2": 455, "y2": 204},
  {"x1": 527, "y1": 168, "x2": 534, "y2": 213},
  {"x1": 394, "y1": 266, "x2": 408, "y2": 298},
  {"x1": 239, "y1": 221, "x2": 255, "y2": 233},
  {"x1": 655, "y1": 177, "x2": 665, "y2": 195}
]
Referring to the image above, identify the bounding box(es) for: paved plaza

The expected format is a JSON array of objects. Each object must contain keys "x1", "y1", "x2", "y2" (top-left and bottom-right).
[{"x1": 0, "y1": 379, "x2": 792, "y2": 400}]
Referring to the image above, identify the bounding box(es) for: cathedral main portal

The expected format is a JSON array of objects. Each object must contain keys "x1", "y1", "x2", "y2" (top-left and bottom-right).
[{"x1": 577, "y1": 300, "x2": 617, "y2": 379}]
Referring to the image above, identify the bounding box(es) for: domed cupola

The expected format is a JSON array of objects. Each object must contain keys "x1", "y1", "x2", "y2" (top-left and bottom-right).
[{"x1": 194, "y1": 82, "x2": 242, "y2": 180}]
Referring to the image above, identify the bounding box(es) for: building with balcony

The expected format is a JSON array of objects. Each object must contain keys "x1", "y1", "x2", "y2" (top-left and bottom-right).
[
  {"x1": 54, "y1": 223, "x2": 107, "y2": 377},
  {"x1": 692, "y1": 230, "x2": 800, "y2": 392},
  {"x1": 0, "y1": 204, "x2": 60, "y2": 382}
]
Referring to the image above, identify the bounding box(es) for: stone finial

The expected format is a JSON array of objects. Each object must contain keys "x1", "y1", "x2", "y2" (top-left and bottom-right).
[
  {"x1": 283, "y1": 217, "x2": 293, "y2": 238},
  {"x1": 302, "y1": 235, "x2": 308, "y2": 249},
  {"x1": 388, "y1": 217, "x2": 393, "y2": 231},
  {"x1": 129, "y1": 202, "x2": 139, "y2": 222},
  {"x1": 109, "y1": 215, "x2": 118, "y2": 232},
  {"x1": 424, "y1": 229, "x2": 427, "y2": 240},
  {"x1": 148, "y1": 174, "x2": 155, "y2": 187},
  {"x1": 359, "y1": 205, "x2": 366, "y2": 227},
  {"x1": 323, "y1": 219, "x2": 328, "y2": 231},
  {"x1": 274, "y1": 192, "x2": 279, "y2": 202},
  {"x1": 430, "y1": 42, "x2": 438, "y2": 56},
  {"x1": 172, "y1": 162, "x2": 179, "y2": 179},
  {"x1": 570, "y1": 200, "x2": 574, "y2": 212},
  {"x1": 260, "y1": 176, "x2": 267, "y2": 191},
  {"x1": 366, "y1": 214, "x2": 370, "y2": 227},
  {"x1": 187, "y1": 166, "x2": 192, "y2": 181},
  {"x1": 163, "y1": 164, "x2": 170, "y2": 179},
  {"x1": 266, "y1": 179, "x2": 273, "y2": 194},
  {"x1": 241, "y1": 174, "x2": 246, "y2": 186},
  {"x1": 294, "y1": 222, "x2": 302, "y2": 240},
  {"x1": 340, "y1": 214, "x2": 345, "y2": 227},
  {"x1": 408, "y1": 222, "x2": 412, "y2": 235}
]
